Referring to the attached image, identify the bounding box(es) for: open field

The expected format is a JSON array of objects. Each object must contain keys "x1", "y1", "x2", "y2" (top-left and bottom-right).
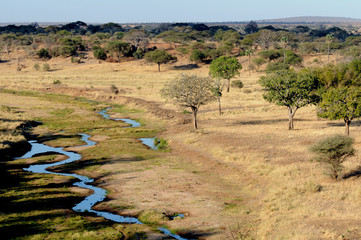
[{"x1": 1, "y1": 53, "x2": 361, "y2": 239}]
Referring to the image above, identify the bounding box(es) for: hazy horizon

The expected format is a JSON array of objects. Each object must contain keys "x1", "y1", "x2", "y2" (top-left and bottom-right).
[{"x1": 2, "y1": 0, "x2": 361, "y2": 24}]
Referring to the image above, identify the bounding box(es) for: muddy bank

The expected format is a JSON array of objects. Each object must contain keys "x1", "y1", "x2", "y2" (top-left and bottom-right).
[{"x1": 0, "y1": 120, "x2": 40, "y2": 160}]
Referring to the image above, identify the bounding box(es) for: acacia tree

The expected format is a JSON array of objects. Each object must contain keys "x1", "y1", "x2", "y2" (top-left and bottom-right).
[
  {"x1": 145, "y1": 49, "x2": 176, "y2": 72},
  {"x1": 326, "y1": 34, "x2": 334, "y2": 63},
  {"x1": 124, "y1": 29, "x2": 149, "y2": 50},
  {"x1": 318, "y1": 87, "x2": 361, "y2": 135},
  {"x1": 106, "y1": 41, "x2": 131, "y2": 61},
  {"x1": 259, "y1": 69, "x2": 321, "y2": 130},
  {"x1": 209, "y1": 56, "x2": 242, "y2": 92},
  {"x1": 280, "y1": 36, "x2": 288, "y2": 64},
  {"x1": 161, "y1": 74, "x2": 216, "y2": 129},
  {"x1": 245, "y1": 49, "x2": 254, "y2": 75},
  {"x1": 310, "y1": 135, "x2": 355, "y2": 180},
  {"x1": 211, "y1": 79, "x2": 224, "y2": 116}
]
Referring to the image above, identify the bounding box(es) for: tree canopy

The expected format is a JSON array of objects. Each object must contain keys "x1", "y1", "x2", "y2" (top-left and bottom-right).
[
  {"x1": 161, "y1": 74, "x2": 216, "y2": 129},
  {"x1": 259, "y1": 69, "x2": 321, "y2": 130},
  {"x1": 310, "y1": 135, "x2": 355, "y2": 179},
  {"x1": 209, "y1": 56, "x2": 242, "y2": 92},
  {"x1": 144, "y1": 49, "x2": 176, "y2": 71},
  {"x1": 318, "y1": 86, "x2": 361, "y2": 135}
]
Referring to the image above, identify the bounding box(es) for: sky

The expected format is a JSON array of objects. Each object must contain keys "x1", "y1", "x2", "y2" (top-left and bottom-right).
[{"x1": 1, "y1": 0, "x2": 361, "y2": 23}]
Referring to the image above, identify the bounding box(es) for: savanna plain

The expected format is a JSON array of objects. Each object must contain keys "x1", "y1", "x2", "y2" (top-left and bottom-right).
[{"x1": 2, "y1": 42, "x2": 361, "y2": 240}]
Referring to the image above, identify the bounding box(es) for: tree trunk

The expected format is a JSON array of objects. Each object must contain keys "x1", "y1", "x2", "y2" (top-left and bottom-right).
[
  {"x1": 288, "y1": 106, "x2": 298, "y2": 130},
  {"x1": 218, "y1": 97, "x2": 222, "y2": 116},
  {"x1": 226, "y1": 79, "x2": 230, "y2": 92},
  {"x1": 158, "y1": 63, "x2": 161, "y2": 72},
  {"x1": 284, "y1": 47, "x2": 286, "y2": 64},
  {"x1": 327, "y1": 44, "x2": 330, "y2": 63},
  {"x1": 332, "y1": 166, "x2": 338, "y2": 180},
  {"x1": 191, "y1": 106, "x2": 198, "y2": 129},
  {"x1": 345, "y1": 119, "x2": 351, "y2": 135},
  {"x1": 248, "y1": 55, "x2": 251, "y2": 75}
]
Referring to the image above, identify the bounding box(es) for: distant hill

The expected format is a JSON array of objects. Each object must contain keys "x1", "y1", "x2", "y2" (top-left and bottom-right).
[{"x1": 258, "y1": 16, "x2": 361, "y2": 24}]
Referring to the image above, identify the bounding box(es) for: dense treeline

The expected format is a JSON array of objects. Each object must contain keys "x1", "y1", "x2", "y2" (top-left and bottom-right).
[{"x1": 1, "y1": 20, "x2": 360, "y2": 64}]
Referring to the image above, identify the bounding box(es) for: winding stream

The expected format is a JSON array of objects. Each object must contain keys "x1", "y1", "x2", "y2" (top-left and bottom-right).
[{"x1": 17, "y1": 107, "x2": 189, "y2": 240}]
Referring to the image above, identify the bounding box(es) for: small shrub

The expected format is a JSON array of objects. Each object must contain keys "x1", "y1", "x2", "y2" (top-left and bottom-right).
[
  {"x1": 190, "y1": 49, "x2": 206, "y2": 63},
  {"x1": 243, "y1": 89, "x2": 252, "y2": 94},
  {"x1": 53, "y1": 80, "x2": 62, "y2": 85},
  {"x1": 93, "y1": 47, "x2": 107, "y2": 60},
  {"x1": 266, "y1": 62, "x2": 289, "y2": 73},
  {"x1": 154, "y1": 137, "x2": 168, "y2": 150},
  {"x1": 231, "y1": 80, "x2": 244, "y2": 89},
  {"x1": 43, "y1": 64, "x2": 50, "y2": 71},
  {"x1": 33, "y1": 64, "x2": 40, "y2": 71},
  {"x1": 0, "y1": 105, "x2": 13, "y2": 113},
  {"x1": 304, "y1": 181, "x2": 322, "y2": 193},
  {"x1": 71, "y1": 56, "x2": 81, "y2": 64},
  {"x1": 37, "y1": 48, "x2": 51, "y2": 59},
  {"x1": 110, "y1": 84, "x2": 119, "y2": 94},
  {"x1": 310, "y1": 135, "x2": 355, "y2": 180},
  {"x1": 138, "y1": 209, "x2": 167, "y2": 224},
  {"x1": 176, "y1": 47, "x2": 189, "y2": 54}
]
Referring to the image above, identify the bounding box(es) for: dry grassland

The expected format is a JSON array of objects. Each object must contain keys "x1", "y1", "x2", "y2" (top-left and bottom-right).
[{"x1": 1, "y1": 51, "x2": 361, "y2": 240}]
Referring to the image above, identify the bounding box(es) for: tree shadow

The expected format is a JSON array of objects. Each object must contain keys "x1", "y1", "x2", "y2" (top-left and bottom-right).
[
  {"x1": 172, "y1": 64, "x2": 199, "y2": 70},
  {"x1": 235, "y1": 118, "x2": 314, "y2": 126},
  {"x1": 327, "y1": 120, "x2": 361, "y2": 127},
  {"x1": 177, "y1": 229, "x2": 219, "y2": 239},
  {"x1": 343, "y1": 166, "x2": 361, "y2": 179}
]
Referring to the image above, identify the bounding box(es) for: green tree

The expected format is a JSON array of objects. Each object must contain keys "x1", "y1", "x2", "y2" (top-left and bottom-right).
[
  {"x1": 280, "y1": 36, "x2": 288, "y2": 64},
  {"x1": 209, "y1": 56, "x2": 242, "y2": 92},
  {"x1": 93, "y1": 46, "x2": 107, "y2": 60},
  {"x1": 190, "y1": 49, "x2": 206, "y2": 63},
  {"x1": 326, "y1": 34, "x2": 334, "y2": 63},
  {"x1": 245, "y1": 49, "x2": 254, "y2": 75},
  {"x1": 211, "y1": 79, "x2": 224, "y2": 116},
  {"x1": 106, "y1": 41, "x2": 131, "y2": 62},
  {"x1": 318, "y1": 87, "x2": 361, "y2": 135},
  {"x1": 161, "y1": 74, "x2": 216, "y2": 129},
  {"x1": 252, "y1": 57, "x2": 266, "y2": 71},
  {"x1": 37, "y1": 48, "x2": 51, "y2": 59},
  {"x1": 144, "y1": 49, "x2": 176, "y2": 72},
  {"x1": 310, "y1": 135, "x2": 355, "y2": 180},
  {"x1": 259, "y1": 70, "x2": 321, "y2": 130}
]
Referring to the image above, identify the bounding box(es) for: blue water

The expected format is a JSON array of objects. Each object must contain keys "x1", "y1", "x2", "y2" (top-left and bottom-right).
[
  {"x1": 18, "y1": 134, "x2": 141, "y2": 224},
  {"x1": 98, "y1": 108, "x2": 141, "y2": 128},
  {"x1": 139, "y1": 137, "x2": 158, "y2": 150},
  {"x1": 17, "y1": 106, "x2": 191, "y2": 239}
]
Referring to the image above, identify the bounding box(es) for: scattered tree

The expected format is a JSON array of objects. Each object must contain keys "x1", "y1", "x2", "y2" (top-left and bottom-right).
[
  {"x1": 161, "y1": 74, "x2": 216, "y2": 129},
  {"x1": 252, "y1": 57, "x2": 266, "y2": 71},
  {"x1": 93, "y1": 46, "x2": 107, "y2": 60},
  {"x1": 124, "y1": 29, "x2": 149, "y2": 50},
  {"x1": 211, "y1": 79, "x2": 224, "y2": 115},
  {"x1": 310, "y1": 135, "x2": 355, "y2": 180},
  {"x1": 106, "y1": 41, "x2": 131, "y2": 61},
  {"x1": 37, "y1": 48, "x2": 51, "y2": 59},
  {"x1": 259, "y1": 69, "x2": 321, "y2": 130},
  {"x1": 280, "y1": 36, "x2": 288, "y2": 64},
  {"x1": 190, "y1": 49, "x2": 206, "y2": 63},
  {"x1": 245, "y1": 49, "x2": 254, "y2": 75},
  {"x1": 318, "y1": 86, "x2": 361, "y2": 135},
  {"x1": 144, "y1": 49, "x2": 176, "y2": 72},
  {"x1": 326, "y1": 34, "x2": 334, "y2": 63},
  {"x1": 209, "y1": 56, "x2": 242, "y2": 92},
  {"x1": 244, "y1": 21, "x2": 259, "y2": 34}
]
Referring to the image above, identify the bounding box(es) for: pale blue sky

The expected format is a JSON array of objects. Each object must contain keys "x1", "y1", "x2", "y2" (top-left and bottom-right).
[{"x1": 1, "y1": 0, "x2": 361, "y2": 23}]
